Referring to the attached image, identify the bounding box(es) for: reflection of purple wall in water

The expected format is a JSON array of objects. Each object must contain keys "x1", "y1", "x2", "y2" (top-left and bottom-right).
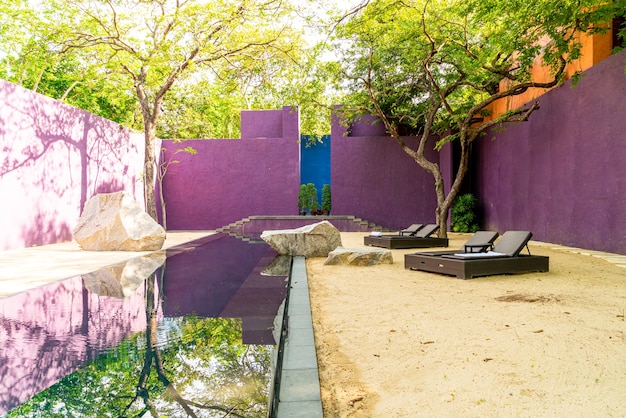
[
  {"x1": 0, "y1": 234, "x2": 288, "y2": 413},
  {"x1": 220, "y1": 251, "x2": 288, "y2": 344},
  {"x1": 0, "y1": 275, "x2": 148, "y2": 414},
  {"x1": 162, "y1": 235, "x2": 287, "y2": 344}
]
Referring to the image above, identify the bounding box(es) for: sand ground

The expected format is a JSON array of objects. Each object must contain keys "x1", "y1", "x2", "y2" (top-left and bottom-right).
[{"x1": 307, "y1": 232, "x2": 626, "y2": 417}]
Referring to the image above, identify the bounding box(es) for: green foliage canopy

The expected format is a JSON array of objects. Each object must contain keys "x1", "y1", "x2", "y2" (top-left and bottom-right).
[
  {"x1": 0, "y1": 0, "x2": 348, "y2": 140},
  {"x1": 337, "y1": 0, "x2": 624, "y2": 138}
]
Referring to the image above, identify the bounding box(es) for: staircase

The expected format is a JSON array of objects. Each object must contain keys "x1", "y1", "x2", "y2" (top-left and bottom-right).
[{"x1": 216, "y1": 215, "x2": 392, "y2": 241}]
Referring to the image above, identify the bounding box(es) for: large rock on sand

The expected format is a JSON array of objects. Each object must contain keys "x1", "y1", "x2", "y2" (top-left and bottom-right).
[
  {"x1": 73, "y1": 191, "x2": 166, "y2": 251},
  {"x1": 260, "y1": 221, "x2": 342, "y2": 257},
  {"x1": 324, "y1": 246, "x2": 393, "y2": 266}
]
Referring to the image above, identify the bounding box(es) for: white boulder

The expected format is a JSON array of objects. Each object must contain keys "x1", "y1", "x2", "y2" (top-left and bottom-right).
[
  {"x1": 324, "y1": 246, "x2": 393, "y2": 266},
  {"x1": 73, "y1": 191, "x2": 166, "y2": 251},
  {"x1": 260, "y1": 221, "x2": 342, "y2": 257}
]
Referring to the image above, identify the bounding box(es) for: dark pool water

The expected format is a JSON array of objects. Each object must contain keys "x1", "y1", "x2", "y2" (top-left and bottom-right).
[{"x1": 0, "y1": 234, "x2": 289, "y2": 417}]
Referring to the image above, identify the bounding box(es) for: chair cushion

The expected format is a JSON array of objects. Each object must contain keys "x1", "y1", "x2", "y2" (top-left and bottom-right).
[{"x1": 492, "y1": 231, "x2": 532, "y2": 257}]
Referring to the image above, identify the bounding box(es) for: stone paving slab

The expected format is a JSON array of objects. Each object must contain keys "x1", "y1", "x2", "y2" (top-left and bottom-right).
[
  {"x1": 276, "y1": 400, "x2": 324, "y2": 418},
  {"x1": 276, "y1": 256, "x2": 323, "y2": 417},
  {"x1": 545, "y1": 245, "x2": 626, "y2": 269}
]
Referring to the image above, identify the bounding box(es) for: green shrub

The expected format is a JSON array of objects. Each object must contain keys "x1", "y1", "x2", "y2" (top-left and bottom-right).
[
  {"x1": 451, "y1": 193, "x2": 479, "y2": 232},
  {"x1": 306, "y1": 183, "x2": 319, "y2": 212},
  {"x1": 321, "y1": 184, "x2": 331, "y2": 213},
  {"x1": 298, "y1": 184, "x2": 308, "y2": 213}
]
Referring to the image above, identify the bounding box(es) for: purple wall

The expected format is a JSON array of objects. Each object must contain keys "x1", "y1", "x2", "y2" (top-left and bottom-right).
[
  {"x1": 0, "y1": 81, "x2": 146, "y2": 250},
  {"x1": 330, "y1": 112, "x2": 441, "y2": 230},
  {"x1": 475, "y1": 51, "x2": 626, "y2": 254},
  {"x1": 240, "y1": 107, "x2": 300, "y2": 138},
  {"x1": 161, "y1": 107, "x2": 300, "y2": 230}
]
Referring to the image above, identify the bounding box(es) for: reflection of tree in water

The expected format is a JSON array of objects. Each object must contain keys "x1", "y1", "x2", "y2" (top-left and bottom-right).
[{"x1": 6, "y1": 272, "x2": 272, "y2": 418}]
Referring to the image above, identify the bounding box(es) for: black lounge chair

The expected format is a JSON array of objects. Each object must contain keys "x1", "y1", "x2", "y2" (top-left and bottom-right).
[
  {"x1": 364, "y1": 224, "x2": 448, "y2": 249},
  {"x1": 404, "y1": 231, "x2": 549, "y2": 279},
  {"x1": 399, "y1": 224, "x2": 424, "y2": 236},
  {"x1": 418, "y1": 230, "x2": 500, "y2": 256},
  {"x1": 366, "y1": 223, "x2": 423, "y2": 240}
]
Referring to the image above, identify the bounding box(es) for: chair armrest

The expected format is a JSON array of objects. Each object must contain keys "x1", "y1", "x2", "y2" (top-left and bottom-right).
[{"x1": 464, "y1": 243, "x2": 493, "y2": 253}]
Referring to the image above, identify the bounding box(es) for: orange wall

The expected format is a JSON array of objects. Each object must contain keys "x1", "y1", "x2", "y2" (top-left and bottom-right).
[{"x1": 486, "y1": 29, "x2": 615, "y2": 119}]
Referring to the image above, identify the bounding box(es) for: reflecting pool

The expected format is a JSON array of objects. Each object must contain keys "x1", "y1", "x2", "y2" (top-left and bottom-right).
[{"x1": 0, "y1": 234, "x2": 290, "y2": 417}]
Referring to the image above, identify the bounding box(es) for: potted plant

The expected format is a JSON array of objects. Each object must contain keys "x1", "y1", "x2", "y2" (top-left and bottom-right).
[
  {"x1": 306, "y1": 183, "x2": 320, "y2": 214},
  {"x1": 321, "y1": 184, "x2": 331, "y2": 215},
  {"x1": 298, "y1": 184, "x2": 308, "y2": 215}
]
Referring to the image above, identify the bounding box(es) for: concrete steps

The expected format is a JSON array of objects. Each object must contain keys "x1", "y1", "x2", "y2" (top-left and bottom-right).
[{"x1": 217, "y1": 215, "x2": 391, "y2": 241}]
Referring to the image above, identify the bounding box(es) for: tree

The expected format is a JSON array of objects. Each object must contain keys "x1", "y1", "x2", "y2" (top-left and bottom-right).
[
  {"x1": 157, "y1": 144, "x2": 197, "y2": 230},
  {"x1": 321, "y1": 183, "x2": 332, "y2": 213},
  {"x1": 1, "y1": 0, "x2": 337, "y2": 141},
  {"x1": 37, "y1": 0, "x2": 304, "y2": 221},
  {"x1": 333, "y1": 0, "x2": 626, "y2": 237},
  {"x1": 0, "y1": 1, "x2": 140, "y2": 127},
  {"x1": 157, "y1": 79, "x2": 245, "y2": 139},
  {"x1": 239, "y1": 42, "x2": 346, "y2": 139}
]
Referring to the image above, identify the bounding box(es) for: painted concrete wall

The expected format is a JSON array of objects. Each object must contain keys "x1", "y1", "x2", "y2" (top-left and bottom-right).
[
  {"x1": 475, "y1": 51, "x2": 626, "y2": 254},
  {"x1": 487, "y1": 30, "x2": 616, "y2": 122},
  {"x1": 330, "y1": 112, "x2": 441, "y2": 230},
  {"x1": 0, "y1": 81, "x2": 145, "y2": 251},
  {"x1": 300, "y1": 135, "x2": 331, "y2": 205},
  {"x1": 161, "y1": 106, "x2": 300, "y2": 230}
]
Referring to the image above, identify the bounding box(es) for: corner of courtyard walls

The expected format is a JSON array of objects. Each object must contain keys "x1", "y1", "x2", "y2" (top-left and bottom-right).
[
  {"x1": 329, "y1": 109, "x2": 443, "y2": 230},
  {"x1": 0, "y1": 80, "x2": 146, "y2": 251},
  {"x1": 326, "y1": 50, "x2": 626, "y2": 256},
  {"x1": 160, "y1": 105, "x2": 447, "y2": 232}
]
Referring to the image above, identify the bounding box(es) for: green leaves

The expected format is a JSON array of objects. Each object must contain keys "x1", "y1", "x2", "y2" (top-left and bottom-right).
[
  {"x1": 6, "y1": 316, "x2": 271, "y2": 417},
  {"x1": 336, "y1": 0, "x2": 622, "y2": 140},
  {"x1": 451, "y1": 193, "x2": 479, "y2": 233}
]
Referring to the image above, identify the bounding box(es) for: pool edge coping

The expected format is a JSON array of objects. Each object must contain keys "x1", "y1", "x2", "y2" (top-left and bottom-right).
[{"x1": 274, "y1": 256, "x2": 323, "y2": 417}]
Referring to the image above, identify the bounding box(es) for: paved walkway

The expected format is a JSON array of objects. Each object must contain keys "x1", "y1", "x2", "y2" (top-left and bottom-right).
[
  {"x1": 531, "y1": 240, "x2": 626, "y2": 269},
  {"x1": 0, "y1": 231, "x2": 214, "y2": 298}
]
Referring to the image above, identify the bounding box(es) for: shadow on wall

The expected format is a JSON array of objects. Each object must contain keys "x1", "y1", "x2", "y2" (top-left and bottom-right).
[
  {"x1": 0, "y1": 80, "x2": 142, "y2": 249},
  {"x1": 21, "y1": 213, "x2": 73, "y2": 249}
]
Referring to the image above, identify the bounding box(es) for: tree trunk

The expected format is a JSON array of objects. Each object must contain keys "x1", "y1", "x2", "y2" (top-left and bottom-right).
[
  {"x1": 143, "y1": 125, "x2": 158, "y2": 221},
  {"x1": 433, "y1": 171, "x2": 448, "y2": 239},
  {"x1": 158, "y1": 173, "x2": 167, "y2": 230},
  {"x1": 134, "y1": 73, "x2": 161, "y2": 223},
  {"x1": 439, "y1": 138, "x2": 472, "y2": 238}
]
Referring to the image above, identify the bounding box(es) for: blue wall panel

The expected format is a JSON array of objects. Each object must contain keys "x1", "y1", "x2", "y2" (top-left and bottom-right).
[{"x1": 300, "y1": 135, "x2": 331, "y2": 202}]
